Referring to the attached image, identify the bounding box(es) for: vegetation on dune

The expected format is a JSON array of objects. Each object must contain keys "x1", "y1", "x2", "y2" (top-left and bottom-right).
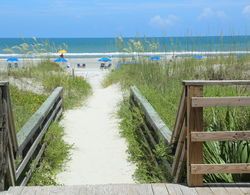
[
  {"x1": 8, "y1": 60, "x2": 91, "y2": 185},
  {"x1": 28, "y1": 122, "x2": 72, "y2": 185},
  {"x1": 10, "y1": 85, "x2": 47, "y2": 131},
  {"x1": 105, "y1": 54, "x2": 250, "y2": 183},
  {"x1": 9, "y1": 60, "x2": 91, "y2": 109}
]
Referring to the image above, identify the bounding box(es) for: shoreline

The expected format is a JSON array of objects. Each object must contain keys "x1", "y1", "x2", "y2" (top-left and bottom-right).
[{"x1": 0, "y1": 50, "x2": 250, "y2": 59}]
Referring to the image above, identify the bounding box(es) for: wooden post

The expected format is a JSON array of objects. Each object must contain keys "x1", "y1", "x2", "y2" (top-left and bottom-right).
[{"x1": 186, "y1": 85, "x2": 203, "y2": 186}]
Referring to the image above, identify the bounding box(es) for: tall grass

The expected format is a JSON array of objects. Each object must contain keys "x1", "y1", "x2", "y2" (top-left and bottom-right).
[
  {"x1": 105, "y1": 54, "x2": 250, "y2": 183},
  {"x1": 9, "y1": 60, "x2": 91, "y2": 109}
]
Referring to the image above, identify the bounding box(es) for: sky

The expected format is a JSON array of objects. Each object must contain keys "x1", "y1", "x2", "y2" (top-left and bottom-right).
[{"x1": 0, "y1": 0, "x2": 250, "y2": 37}]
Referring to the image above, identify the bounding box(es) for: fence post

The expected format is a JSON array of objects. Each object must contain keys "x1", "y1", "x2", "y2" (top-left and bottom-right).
[
  {"x1": 0, "y1": 83, "x2": 17, "y2": 191},
  {"x1": 186, "y1": 85, "x2": 203, "y2": 186}
]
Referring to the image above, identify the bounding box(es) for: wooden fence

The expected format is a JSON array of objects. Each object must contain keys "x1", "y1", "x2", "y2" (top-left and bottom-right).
[
  {"x1": 130, "y1": 80, "x2": 250, "y2": 187},
  {"x1": 0, "y1": 82, "x2": 63, "y2": 190}
]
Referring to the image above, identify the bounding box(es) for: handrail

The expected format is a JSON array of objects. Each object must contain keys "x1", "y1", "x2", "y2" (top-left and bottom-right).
[
  {"x1": 16, "y1": 87, "x2": 63, "y2": 185},
  {"x1": 0, "y1": 84, "x2": 63, "y2": 190},
  {"x1": 17, "y1": 87, "x2": 63, "y2": 155},
  {"x1": 184, "y1": 80, "x2": 250, "y2": 187},
  {"x1": 183, "y1": 80, "x2": 250, "y2": 85},
  {"x1": 130, "y1": 80, "x2": 250, "y2": 187},
  {"x1": 130, "y1": 86, "x2": 173, "y2": 176},
  {"x1": 130, "y1": 86, "x2": 172, "y2": 143}
]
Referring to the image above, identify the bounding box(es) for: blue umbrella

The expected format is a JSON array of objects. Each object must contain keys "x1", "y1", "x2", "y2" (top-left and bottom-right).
[
  {"x1": 54, "y1": 58, "x2": 68, "y2": 63},
  {"x1": 98, "y1": 57, "x2": 111, "y2": 62},
  {"x1": 7, "y1": 57, "x2": 19, "y2": 62},
  {"x1": 193, "y1": 55, "x2": 204, "y2": 60},
  {"x1": 149, "y1": 56, "x2": 161, "y2": 61}
]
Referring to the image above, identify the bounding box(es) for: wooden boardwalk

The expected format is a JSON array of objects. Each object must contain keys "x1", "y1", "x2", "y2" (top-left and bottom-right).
[{"x1": 4, "y1": 183, "x2": 250, "y2": 195}]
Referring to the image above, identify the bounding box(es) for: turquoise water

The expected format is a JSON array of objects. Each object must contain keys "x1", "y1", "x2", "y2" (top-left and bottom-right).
[{"x1": 0, "y1": 36, "x2": 250, "y2": 53}]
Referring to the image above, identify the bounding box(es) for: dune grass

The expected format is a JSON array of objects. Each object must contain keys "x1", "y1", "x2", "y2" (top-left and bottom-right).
[
  {"x1": 104, "y1": 55, "x2": 250, "y2": 183},
  {"x1": 9, "y1": 60, "x2": 91, "y2": 109}
]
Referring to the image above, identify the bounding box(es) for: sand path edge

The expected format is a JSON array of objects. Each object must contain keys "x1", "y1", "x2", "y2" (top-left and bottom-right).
[{"x1": 57, "y1": 69, "x2": 135, "y2": 185}]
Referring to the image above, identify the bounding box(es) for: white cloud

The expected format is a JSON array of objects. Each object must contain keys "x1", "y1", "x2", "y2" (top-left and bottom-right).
[
  {"x1": 243, "y1": 5, "x2": 250, "y2": 16},
  {"x1": 198, "y1": 8, "x2": 227, "y2": 20},
  {"x1": 149, "y1": 15, "x2": 178, "y2": 29}
]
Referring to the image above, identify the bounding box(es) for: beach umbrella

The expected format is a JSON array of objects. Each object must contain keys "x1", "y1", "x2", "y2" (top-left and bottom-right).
[
  {"x1": 193, "y1": 55, "x2": 204, "y2": 60},
  {"x1": 58, "y1": 49, "x2": 67, "y2": 54},
  {"x1": 54, "y1": 58, "x2": 68, "y2": 63},
  {"x1": 98, "y1": 57, "x2": 111, "y2": 62},
  {"x1": 149, "y1": 56, "x2": 161, "y2": 61},
  {"x1": 7, "y1": 57, "x2": 19, "y2": 62}
]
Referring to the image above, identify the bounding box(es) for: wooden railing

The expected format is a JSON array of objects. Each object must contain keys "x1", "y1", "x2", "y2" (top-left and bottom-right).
[
  {"x1": 0, "y1": 82, "x2": 63, "y2": 190},
  {"x1": 171, "y1": 80, "x2": 250, "y2": 186},
  {"x1": 130, "y1": 86, "x2": 172, "y2": 178},
  {"x1": 130, "y1": 80, "x2": 250, "y2": 187},
  {"x1": 0, "y1": 82, "x2": 18, "y2": 190}
]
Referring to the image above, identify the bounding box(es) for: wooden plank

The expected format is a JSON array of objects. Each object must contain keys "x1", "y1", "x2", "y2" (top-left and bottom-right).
[
  {"x1": 179, "y1": 185, "x2": 198, "y2": 195},
  {"x1": 195, "y1": 187, "x2": 214, "y2": 195},
  {"x1": 172, "y1": 124, "x2": 186, "y2": 177},
  {"x1": 83, "y1": 184, "x2": 154, "y2": 195},
  {"x1": 20, "y1": 144, "x2": 46, "y2": 186},
  {"x1": 225, "y1": 187, "x2": 244, "y2": 195},
  {"x1": 183, "y1": 80, "x2": 250, "y2": 86},
  {"x1": 130, "y1": 86, "x2": 172, "y2": 143},
  {"x1": 3, "y1": 84, "x2": 18, "y2": 153},
  {"x1": 137, "y1": 125, "x2": 160, "y2": 169},
  {"x1": 165, "y1": 184, "x2": 183, "y2": 195},
  {"x1": 142, "y1": 122, "x2": 157, "y2": 146},
  {"x1": 209, "y1": 186, "x2": 228, "y2": 195},
  {"x1": 43, "y1": 186, "x2": 81, "y2": 195},
  {"x1": 17, "y1": 87, "x2": 63, "y2": 154},
  {"x1": 171, "y1": 88, "x2": 186, "y2": 144},
  {"x1": 8, "y1": 186, "x2": 25, "y2": 194},
  {"x1": 0, "y1": 82, "x2": 8, "y2": 87},
  {"x1": 240, "y1": 187, "x2": 250, "y2": 194},
  {"x1": 151, "y1": 183, "x2": 169, "y2": 195},
  {"x1": 191, "y1": 163, "x2": 250, "y2": 174},
  {"x1": 192, "y1": 97, "x2": 250, "y2": 107},
  {"x1": 191, "y1": 131, "x2": 250, "y2": 142},
  {"x1": 16, "y1": 100, "x2": 61, "y2": 179},
  {"x1": 3, "y1": 99, "x2": 16, "y2": 187},
  {"x1": 173, "y1": 145, "x2": 186, "y2": 183},
  {"x1": 186, "y1": 86, "x2": 203, "y2": 186}
]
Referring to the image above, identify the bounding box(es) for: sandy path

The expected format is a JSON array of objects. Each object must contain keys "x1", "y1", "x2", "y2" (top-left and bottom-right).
[{"x1": 57, "y1": 68, "x2": 135, "y2": 185}]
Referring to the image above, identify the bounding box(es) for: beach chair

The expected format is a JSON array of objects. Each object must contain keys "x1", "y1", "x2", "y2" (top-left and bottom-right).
[
  {"x1": 14, "y1": 63, "x2": 18, "y2": 68},
  {"x1": 100, "y1": 63, "x2": 105, "y2": 69},
  {"x1": 107, "y1": 63, "x2": 112, "y2": 69}
]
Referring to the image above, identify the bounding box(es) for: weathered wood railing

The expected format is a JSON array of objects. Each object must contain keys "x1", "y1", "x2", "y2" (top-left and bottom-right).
[
  {"x1": 0, "y1": 82, "x2": 18, "y2": 190},
  {"x1": 0, "y1": 82, "x2": 63, "y2": 190},
  {"x1": 183, "y1": 80, "x2": 250, "y2": 187},
  {"x1": 130, "y1": 80, "x2": 250, "y2": 187},
  {"x1": 130, "y1": 86, "x2": 172, "y2": 178}
]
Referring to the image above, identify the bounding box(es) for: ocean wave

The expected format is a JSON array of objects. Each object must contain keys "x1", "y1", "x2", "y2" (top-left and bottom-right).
[{"x1": 0, "y1": 51, "x2": 250, "y2": 58}]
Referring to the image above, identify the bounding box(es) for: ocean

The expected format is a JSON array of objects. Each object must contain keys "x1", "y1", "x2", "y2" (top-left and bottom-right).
[{"x1": 0, "y1": 36, "x2": 250, "y2": 54}]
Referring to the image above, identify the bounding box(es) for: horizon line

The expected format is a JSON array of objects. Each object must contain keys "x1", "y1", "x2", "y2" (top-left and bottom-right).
[{"x1": 1, "y1": 35, "x2": 250, "y2": 39}]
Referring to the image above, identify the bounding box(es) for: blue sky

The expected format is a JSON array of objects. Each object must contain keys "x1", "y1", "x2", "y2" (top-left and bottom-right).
[{"x1": 0, "y1": 0, "x2": 250, "y2": 37}]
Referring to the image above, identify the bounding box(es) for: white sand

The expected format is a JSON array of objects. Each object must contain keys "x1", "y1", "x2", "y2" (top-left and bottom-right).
[{"x1": 57, "y1": 67, "x2": 135, "y2": 185}]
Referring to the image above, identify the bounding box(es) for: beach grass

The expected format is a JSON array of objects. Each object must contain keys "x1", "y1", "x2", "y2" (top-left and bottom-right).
[{"x1": 104, "y1": 55, "x2": 250, "y2": 183}]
